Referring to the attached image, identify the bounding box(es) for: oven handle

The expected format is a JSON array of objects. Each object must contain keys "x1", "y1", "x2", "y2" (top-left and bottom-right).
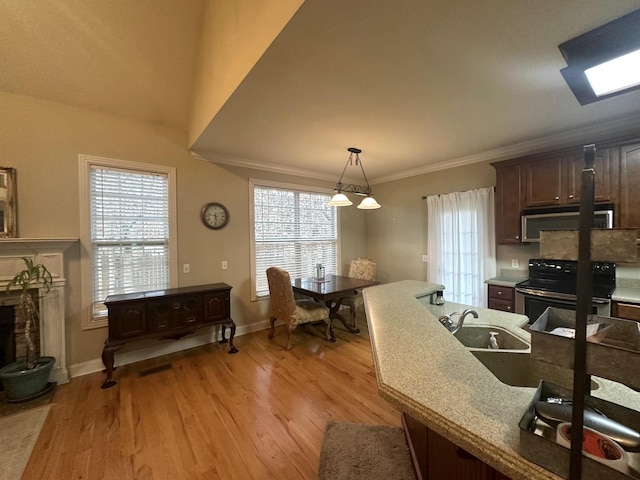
[{"x1": 515, "y1": 287, "x2": 610, "y2": 304}]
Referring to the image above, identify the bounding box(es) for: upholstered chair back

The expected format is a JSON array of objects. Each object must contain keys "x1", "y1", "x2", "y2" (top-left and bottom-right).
[
  {"x1": 348, "y1": 257, "x2": 377, "y2": 281},
  {"x1": 266, "y1": 267, "x2": 297, "y2": 319}
]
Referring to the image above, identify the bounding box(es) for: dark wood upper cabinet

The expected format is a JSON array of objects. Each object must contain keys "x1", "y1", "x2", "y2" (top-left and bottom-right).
[
  {"x1": 523, "y1": 151, "x2": 611, "y2": 208},
  {"x1": 492, "y1": 136, "x2": 639, "y2": 245},
  {"x1": 617, "y1": 142, "x2": 640, "y2": 230},
  {"x1": 523, "y1": 158, "x2": 563, "y2": 207},
  {"x1": 494, "y1": 163, "x2": 522, "y2": 244},
  {"x1": 564, "y1": 150, "x2": 612, "y2": 204}
]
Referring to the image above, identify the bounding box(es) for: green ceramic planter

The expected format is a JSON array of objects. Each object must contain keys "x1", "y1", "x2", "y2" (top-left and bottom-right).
[{"x1": 0, "y1": 356, "x2": 55, "y2": 401}]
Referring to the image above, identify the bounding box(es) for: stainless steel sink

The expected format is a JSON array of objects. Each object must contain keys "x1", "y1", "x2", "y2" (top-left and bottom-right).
[
  {"x1": 454, "y1": 325, "x2": 529, "y2": 350},
  {"x1": 471, "y1": 350, "x2": 599, "y2": 390}
]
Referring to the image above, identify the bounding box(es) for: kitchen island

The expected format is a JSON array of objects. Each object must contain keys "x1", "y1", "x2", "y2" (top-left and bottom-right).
[{"x1": 363, "y1": 280, "x2": 640, "y2": 480}]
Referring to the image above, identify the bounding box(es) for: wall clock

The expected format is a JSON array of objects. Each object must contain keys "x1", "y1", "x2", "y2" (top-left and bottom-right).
[{"x1": 201, "y1": 202, "x2": 229, "y2": 230}]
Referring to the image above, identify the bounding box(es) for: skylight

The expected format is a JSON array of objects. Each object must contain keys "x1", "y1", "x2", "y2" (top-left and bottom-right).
[
  {"x1": 559, "y1": 8, "x2": 640, "y2": 105},
  {"x1": 585, "y1": 49, "x2": 640, "y2": 97}
]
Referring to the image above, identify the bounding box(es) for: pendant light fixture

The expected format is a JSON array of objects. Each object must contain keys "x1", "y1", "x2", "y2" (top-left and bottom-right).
[{"x1": 328, "y1": 147, "x2": 381, "y2": 209}]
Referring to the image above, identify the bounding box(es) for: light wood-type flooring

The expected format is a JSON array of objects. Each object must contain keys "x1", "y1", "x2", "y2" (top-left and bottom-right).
[{"x1": 22, "y1": 313, "x2": 401, "y2": 479}]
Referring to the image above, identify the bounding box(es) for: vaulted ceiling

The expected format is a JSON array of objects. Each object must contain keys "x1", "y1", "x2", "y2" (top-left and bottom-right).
[{"x1": 2, "y1": 1, "x2": 640, "y2": 183}]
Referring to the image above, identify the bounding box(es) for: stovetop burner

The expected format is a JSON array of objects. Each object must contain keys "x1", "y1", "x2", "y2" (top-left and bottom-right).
[{"x1": 516, "y1": 258, "x2": 616, "y2": 300}]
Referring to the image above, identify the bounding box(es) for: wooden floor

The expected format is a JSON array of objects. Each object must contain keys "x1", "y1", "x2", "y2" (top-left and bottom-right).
[{"x1": 23, "y1": 314, "x2": 401, "y2": 479}]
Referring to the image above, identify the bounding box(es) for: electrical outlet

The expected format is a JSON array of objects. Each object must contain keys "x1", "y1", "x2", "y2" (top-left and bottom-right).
[
  {"x1": 422, "y1": 255, "x2": 429, "y2": 263},
  {"x1": 511, "y1": 259, "x2": 519, "y2": 269},
  {"x1": 182, "y1": 263, "x2": 190, "y2": 274},
  {"x1": 222, "y1": 260, "x2": 228, "y2": 270}
]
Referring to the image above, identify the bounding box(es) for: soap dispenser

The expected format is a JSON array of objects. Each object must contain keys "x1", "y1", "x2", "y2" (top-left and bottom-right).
[{"x1": 488, "y1": 332, "x2": 499, "y2": 349}]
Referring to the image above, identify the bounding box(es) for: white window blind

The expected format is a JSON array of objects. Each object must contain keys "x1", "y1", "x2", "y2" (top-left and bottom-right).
[
  {"x1": 253, "y1": 184, "x2": 337, "y2": 297},
  {"x1": 90, "y1": 166, "x2": 170, "y2": 315}
]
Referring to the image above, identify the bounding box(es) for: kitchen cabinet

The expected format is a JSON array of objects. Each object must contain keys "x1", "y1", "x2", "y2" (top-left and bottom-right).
[
  {"x1": 402, "y1": 413, "x2": 510, "y2": 480},
  {"x1": 617, "y1": 142, "x2": 640, "y2": 230},
  {"x1": 523, "y1": 149, "x2": 612, "y2": 208},
  {"x1": 493, "y1": 163, "x2": 523, "y2": 244},
  {"x1": 487, "y1": 285, "x2": 514, "y2": 313},
  {"x1": 101, "y1": 283, "x2": 238, "y2": 388},
  {"x1": 612, "y1": 301, "x2": 640, "y2": 323}
]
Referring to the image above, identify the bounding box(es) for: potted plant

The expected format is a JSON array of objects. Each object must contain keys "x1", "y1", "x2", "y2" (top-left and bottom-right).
[{"x1": 0, "y1": 257, "x2": 56, "y2": 401}]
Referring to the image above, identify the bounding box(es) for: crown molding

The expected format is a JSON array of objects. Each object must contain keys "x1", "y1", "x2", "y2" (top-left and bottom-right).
[
  {"x1": 191, "y1": 114, "x2": 640, "y2": 186},
  {"x1": 372, "y1": 115, "x2": 640, "y2": 184},
  {"x1": 189, "y1": 151, "x2": 363, "y2": 184}
]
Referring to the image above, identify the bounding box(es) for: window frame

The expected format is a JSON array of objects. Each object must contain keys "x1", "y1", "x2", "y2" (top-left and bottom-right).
[
  {"x1": 79, "y1": 154, "x2": 178, "y2": 330},
  {"x1": 249, "y1": 178, "x2": 340, "y2": 301}
]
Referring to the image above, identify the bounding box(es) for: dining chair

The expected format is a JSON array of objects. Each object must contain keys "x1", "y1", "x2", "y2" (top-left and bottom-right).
[
  {"x1": 266, "y1": 267, "x2": 333, "y2": 350},
  {"x1": 341, "y1": 258, "x2": 377, "y2": 325}
]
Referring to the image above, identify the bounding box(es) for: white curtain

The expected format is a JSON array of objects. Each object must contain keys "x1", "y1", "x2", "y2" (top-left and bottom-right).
[{"x1": 427, "y1": 187, "x2": 496, "y2": 307}]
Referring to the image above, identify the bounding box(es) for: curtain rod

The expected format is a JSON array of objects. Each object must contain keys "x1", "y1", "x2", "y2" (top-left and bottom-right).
[{"x1": 421, "y1": 186, "x2": 496, "y2": 200}]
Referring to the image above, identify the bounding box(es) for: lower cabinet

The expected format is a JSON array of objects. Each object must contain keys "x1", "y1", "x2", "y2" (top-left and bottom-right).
[
  {"x1": 487, "y1": 285, "x2": 515, "y2": 313},
  {"x1": 403, "y1": 413, "x2": 510, "y2": 480},
  {"x1": 612, "y1": 301, "x2": 640, "y2": 322}
]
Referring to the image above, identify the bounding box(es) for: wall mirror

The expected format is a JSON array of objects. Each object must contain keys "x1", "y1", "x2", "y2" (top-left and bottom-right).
[{"x1": 0, "y1": 167, "x2": 16, "y2": 238}]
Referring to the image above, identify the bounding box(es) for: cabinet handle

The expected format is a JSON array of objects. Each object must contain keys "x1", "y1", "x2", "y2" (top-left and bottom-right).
[
  {"x1": 515, "y1": 235, "x2": 520, "y2": 239},
  {"x1": 554, "y1": 196, "x2": 559, "y2": 200},
  {"x1": 568, "y1": 194, "x2": 574, "y2": 199},
  {"x1": 507, "y1": 306, "x2": 512, "y2": 311},
  {"x1": 497, "y1": 291, "x2": 502, "y2": 295}
]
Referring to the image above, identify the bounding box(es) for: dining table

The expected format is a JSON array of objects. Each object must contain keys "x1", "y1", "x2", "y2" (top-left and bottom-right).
[{"x1": 291, "y1": 274, "x2": 378, "y2": 334}]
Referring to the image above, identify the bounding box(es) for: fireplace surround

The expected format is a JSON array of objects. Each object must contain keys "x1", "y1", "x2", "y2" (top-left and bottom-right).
[{"x1": 0, "y1": 238, "x2": 76, "y2": 384}]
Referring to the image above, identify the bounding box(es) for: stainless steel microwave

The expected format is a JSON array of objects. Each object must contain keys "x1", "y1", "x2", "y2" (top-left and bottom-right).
[{"x1": 521, "y1": 208, "x2": 613, "y2": 242}]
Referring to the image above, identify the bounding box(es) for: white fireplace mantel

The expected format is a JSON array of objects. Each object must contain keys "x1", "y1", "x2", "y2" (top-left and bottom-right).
[{"x1": 0, "y1": 238, "x2": 77, "y2": 384}]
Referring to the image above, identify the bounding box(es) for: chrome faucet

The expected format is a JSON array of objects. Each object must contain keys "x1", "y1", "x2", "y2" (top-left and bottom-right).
[{"x1": 438, "y1": 308, "x2": 478, "y2": 335}]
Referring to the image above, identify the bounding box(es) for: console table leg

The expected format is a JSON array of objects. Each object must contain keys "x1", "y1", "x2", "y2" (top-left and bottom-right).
[
  {"x1": 220, "y1": 320, "x2": 238, "y2": 353},
  {"x1": 101, "y1": 344, "x2": 119, "y2": 389}
]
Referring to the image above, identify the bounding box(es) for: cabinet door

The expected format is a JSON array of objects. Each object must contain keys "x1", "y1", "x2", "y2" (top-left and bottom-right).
[
  {"x1": 204, "y1": 291, "x2": 230, "y2": 323},
  {"x1": 107, "y1": 302, "x2": 146, "y2": 340},
  {"x1": 524, "y1": 158, "x2": 562, "y2": 207},
  {"x1": 403, "y1": 413, "x2": 509, "y2": 480},
  {"x1": 564, "y1": 150, "x2": 611, "y2": 204},
  {"x1": 494, "y1": 164, "x2": 522, "y2": 244},
  {"x1": 618, "y1": 143, "x2": 640, "y2": 230}
]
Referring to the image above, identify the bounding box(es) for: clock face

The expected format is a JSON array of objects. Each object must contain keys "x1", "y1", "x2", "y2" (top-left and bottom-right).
[{"x1": 201, "y1": 203, "x2": 229, "y2": 230}]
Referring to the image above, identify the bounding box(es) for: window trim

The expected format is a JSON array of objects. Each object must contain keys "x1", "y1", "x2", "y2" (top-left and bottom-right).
[
  {"x1": 249, "y1": 178, "x2": 340, "y2": 301},
  {"x1": 79, "y1": 154, "x2": 178, "y2": 330}
]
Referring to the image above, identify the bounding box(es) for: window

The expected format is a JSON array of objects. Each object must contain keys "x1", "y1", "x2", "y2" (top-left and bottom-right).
[
  {"x1": 79, "y1": 155, "x2": 177, "y2": 329},
  {"x1": 250, "y1": 179, "x2": 339, "y2": 299},
  {"x1": 426, "y1": 187, "x2": 496, "y2": 307}
]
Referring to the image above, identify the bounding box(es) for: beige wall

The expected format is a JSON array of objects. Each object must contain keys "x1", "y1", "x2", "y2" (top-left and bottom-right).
[
  {"x1": 1, "y1": 90, "x2": 365, "y2": 371},
  {"x1": 367, "y1": 162, "x2": 515, "y2": 283},
  {"x1": 189, "y1": 0, "x2": 304, "y2": 145}
]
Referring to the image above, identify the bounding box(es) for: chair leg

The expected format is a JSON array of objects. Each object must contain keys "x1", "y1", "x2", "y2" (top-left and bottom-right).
[
  {"x1": 325, "y1": 318, "x2": 336, "y2": 343},
  {"x1": 268, "y1": 316, "x2": 277, "y2": 339},
  {"x1": 286, "y1": 324, "x2": 296, "y2": 350}
]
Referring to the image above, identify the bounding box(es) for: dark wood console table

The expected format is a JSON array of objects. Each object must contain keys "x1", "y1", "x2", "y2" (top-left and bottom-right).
[{"x1": 101, "y1": 283, "x2": 238, "y2": 389}]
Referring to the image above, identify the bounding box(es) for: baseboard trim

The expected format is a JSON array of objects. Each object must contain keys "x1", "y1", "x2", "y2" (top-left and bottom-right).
[{"x1": 68, "y1": 319, "x2": 270, "y2": 379}]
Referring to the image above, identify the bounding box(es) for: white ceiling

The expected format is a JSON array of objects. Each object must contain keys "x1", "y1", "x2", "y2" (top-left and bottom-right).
[{"x1": 2, "y1": 1, "x2": 640, "y2": 184}]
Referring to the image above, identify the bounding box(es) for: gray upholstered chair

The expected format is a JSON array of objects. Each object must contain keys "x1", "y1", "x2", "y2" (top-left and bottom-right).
[
  {"x1": 266, "y1": 266, "x2": 333, "y2": 350},
  {"x1": 341, "y1": 258, "x2": 377, "y2": 325}
]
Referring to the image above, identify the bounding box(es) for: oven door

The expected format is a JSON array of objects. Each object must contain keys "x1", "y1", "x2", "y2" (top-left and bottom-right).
[{"x1": 515, "y1": 288, "x2": 611, "y2": 323}]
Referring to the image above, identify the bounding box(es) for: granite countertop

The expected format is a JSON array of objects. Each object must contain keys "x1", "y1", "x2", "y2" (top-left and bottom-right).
[
  {"x1": 485, "y1": 269, "x2": 528, "y2": 288},
  {"x1": 363, "y1": 280, "x2": 640, "y2": 480},
  {"x1": 612, "y1": 278, "x2": 640, "y2": 303}
]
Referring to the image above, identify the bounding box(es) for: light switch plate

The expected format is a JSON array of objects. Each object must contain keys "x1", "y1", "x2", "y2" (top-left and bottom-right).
[{"x1": 511, "y1": 259, "x2": 519, "y2": 268}]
